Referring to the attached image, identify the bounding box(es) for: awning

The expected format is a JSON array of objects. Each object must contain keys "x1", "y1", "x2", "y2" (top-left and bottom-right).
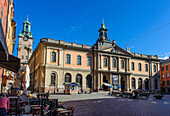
[
  {"x1": 0, "y1": 20, "x2": 20, "y2": 73},
  {"x1": 0, "y1": 49, "x2": 20, "y2": 73},
  {"x1": 103, "y1": 82, "x2": 112, "y2": 87},
  {"x1": 71, "y1": 83, "x2": 77, "y2": 86}
]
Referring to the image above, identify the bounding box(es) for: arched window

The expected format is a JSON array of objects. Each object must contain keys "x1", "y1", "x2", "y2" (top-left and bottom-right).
[
  {"x1": 138, "y1": 63, "x2": 142, "y2": 71},
  {"x1": 86, "y1": 75, "x2": 92, "y2": 88},
  {"x1": 76, "y1": 74, "x2": 82, "y2": 87},
  {"x1": 65, "y1": 73, "x2": 71, "y2": 82},
  {"x1": 121, "y1": 60, "x2": 124, "y2": 69},
  {"x1": 51, "y1": 73, "x2": 56, "y2": 85},
  {"x1": 138, "y1": 78, "x2": 142, "y2": 89},
  {"x1": 145, "y1": 64, "x2": 148, "y2": 72},
  {"x1": 51, "y1": 51, "x2": 56, "y2": 62},
  {"x1": 104, "y1": 58, "x2": 107, "y2": 67},
  {"x1": 113, "y1": 58, "x2": 116, "y2": 68},
  {"x1": 131, "y1": 78, "x2": 136, "y2": 89},
  {"x1": 154, "y1": 65, "x2": 156, "y2": 72},
  {"x1": 77, "y1": 55, "x2": 81, "y2": 65},
  {"x1": 66, "y1": 54, "x2": 71, "y2": 64},
  {"x1": 132, "y1": 62, "x2": 135, "y2": 70}
]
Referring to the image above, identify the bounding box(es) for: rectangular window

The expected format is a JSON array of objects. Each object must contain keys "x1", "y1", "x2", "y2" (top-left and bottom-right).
[
  {"x1": 145, "y1": 64, "x2": 148, "y2": 72},
  {"x1": 138, "y1": 63, "x2": 142, "y2": 71},
  {"x1": 87, "y1": 56, "x2": 92, "y2": 66},
  {"x1": 66, "y1": 54, "x2": 71, "y2": 64},
  {"x1": 104, "y1": 58, "x2": 107, "y2": 67},
  {"x1": 77, "y1": 55, "x2": 81, "y2": 65},
  {"x1": 167, "y1": 81, "x2": 170, "y2": 85},
  {"x1": 162, "y1": 67, "x2": 164, "y2": 71},
  {"x1": 132, "y1": 62, "x2": 135, "y2": 70},
  {"x1": 154, "y1": 65, "x2": 156, "y2": 72},
  {"x1": 121, "y1": 60, "x2": 124, "y2": 69},
  {"x1": 166, "y1": 66, "x2": 169, "y2": 70},
  {"x1": 162, "y1": 81, "x2": 165, "y2": 86},
  {"x1": 51, "y1": 52, "x2": 56, "y2": 62},
  {"x1": 26, "y1": 56, "x2": 28, "y2": 59},
  {"x1": 162, "y1": 73, "x2": 165, "y2": 78},
  {"x1": 167, "y1": 73, "x2": 169, "y2": 78}
]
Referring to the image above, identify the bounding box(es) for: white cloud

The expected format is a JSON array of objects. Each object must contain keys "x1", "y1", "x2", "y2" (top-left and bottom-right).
[{"x1": 158, "y1": 52, "x2": 170, "y2": 59}]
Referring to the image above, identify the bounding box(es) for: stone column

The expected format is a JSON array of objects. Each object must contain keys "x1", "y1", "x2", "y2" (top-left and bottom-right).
[
  {"x1": 109, "y1": 56, "x2": 111, "y2": 71},
  {"x1": 126, "y1": 75, "x2": 129, "y2": 90},
  {"x1": 129, "y1": 75, "x2": 131, "y2": 90},
  {"x1": 117, "y1": 57, "x2": 120, "y2": 72},
  {"x1": 98, "y1": 54, "x2": 101, "y2": 69},
  {"x1": 101, "y1": 55, "x2": 103, "y2": 69},
  {"x1": 58, "y1": 49, "x2": 61, "y2": 66},
  {"x1": 126, "y1": 58, "x2": 128, "y2": 72},
  {"x1": 129, "y1": 59, "x2": 131, "y2": 72}
]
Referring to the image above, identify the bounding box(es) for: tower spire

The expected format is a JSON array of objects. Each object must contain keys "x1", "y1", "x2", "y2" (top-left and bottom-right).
[
  {"x1": 27, "y1": 14, "x2": 28, "y2": 21},
  {"x1": 102, "y1": 18, "x2": 104, "y2": 25}
]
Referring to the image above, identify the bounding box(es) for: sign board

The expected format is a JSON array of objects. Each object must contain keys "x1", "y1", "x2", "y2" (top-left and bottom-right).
[{"x1": 112, "y1": 75, "x2": 118, "y2": 85}]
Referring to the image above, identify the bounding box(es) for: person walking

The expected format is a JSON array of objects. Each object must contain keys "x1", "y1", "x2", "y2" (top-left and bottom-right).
[{"x1": 0, "y1": 93, "x2": 10, "y2": 116}]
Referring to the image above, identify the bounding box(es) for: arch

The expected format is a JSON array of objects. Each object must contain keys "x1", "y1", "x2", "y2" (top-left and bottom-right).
[
  {"x1": 86, "y1": 75, "x2": 92, "y2": 88},
  {"x1": 131, "y1": 77, "x2": 136, "y2": 89},
  {"x1": 76, "y1": 74, "x2": 82, "y2": 87},
  {"x1": 65, "y1": 73, "x2": 71, "y2": 83},
  {"x1": 138, "y1": 78, "x2": 142, "y2": 89},
  {"x1": 145, "y1": 78, "x2": 149, "y2": 90},
  {"x1": 51, "y1": 73, "x2": 56, "y2": 85}
]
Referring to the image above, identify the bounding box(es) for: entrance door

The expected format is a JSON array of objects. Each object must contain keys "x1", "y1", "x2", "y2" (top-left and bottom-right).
[
  {"x1": 121, "y1": 77, "x2": 125, "y2": 91},
  {"x1": 103, "y1": 75, "x2": 108, "y2": 91}
]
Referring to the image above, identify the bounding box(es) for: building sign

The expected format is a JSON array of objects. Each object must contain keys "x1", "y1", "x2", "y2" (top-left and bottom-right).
[
  {"x1": 112, "y1": 75, "x2": 118, "y2": 85},
  {"x1": 112, "y1": 75, "x2": 118, "y2": 90}
]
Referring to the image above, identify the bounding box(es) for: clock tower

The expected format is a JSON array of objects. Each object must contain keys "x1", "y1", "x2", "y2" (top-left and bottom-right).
[{"x1": 17, "y1": 17, "x2": 33, "y2": 66}]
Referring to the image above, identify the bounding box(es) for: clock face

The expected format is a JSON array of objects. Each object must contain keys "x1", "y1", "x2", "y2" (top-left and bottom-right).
[{"x1": 23, "y1": 36, "x2": 28, "y2": 41}]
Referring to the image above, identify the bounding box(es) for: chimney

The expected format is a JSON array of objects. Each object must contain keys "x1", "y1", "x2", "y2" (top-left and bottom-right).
[{"x1": 126, "y1": 47, "x2": 130, "y2": 53}]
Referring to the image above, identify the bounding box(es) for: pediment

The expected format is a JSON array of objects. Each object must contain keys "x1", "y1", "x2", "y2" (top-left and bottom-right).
[{"x1": 102, "y1": 45, "x2": 132, "y2": 56}]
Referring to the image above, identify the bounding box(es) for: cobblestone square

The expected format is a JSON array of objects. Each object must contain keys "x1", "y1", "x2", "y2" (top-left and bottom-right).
[{"x1": 50, "y1": 92, "x2": 170, "y2": 116}]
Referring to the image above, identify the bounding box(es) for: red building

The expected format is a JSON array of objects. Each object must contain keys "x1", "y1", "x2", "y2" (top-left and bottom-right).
[{"x1": 160, "y1": 58, "x2": 170, "y2": 92}]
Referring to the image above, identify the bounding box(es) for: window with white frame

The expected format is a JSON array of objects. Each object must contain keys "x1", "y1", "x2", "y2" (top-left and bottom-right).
[
  {"x1": 167, "y1": 73, "x2": 169, "y2": 78},
  {"x1": 162, "y1": 73, "x2": 165, "y2": 78}
]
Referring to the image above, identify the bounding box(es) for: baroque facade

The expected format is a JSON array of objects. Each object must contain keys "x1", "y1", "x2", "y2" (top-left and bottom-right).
[{"x1": 29, "y1": 22, "x2": 160, "y2": 93}]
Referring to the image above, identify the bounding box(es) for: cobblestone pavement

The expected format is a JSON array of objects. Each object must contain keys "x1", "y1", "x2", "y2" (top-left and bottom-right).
[{"x1": 51, "y1": 93, "x2": 170, "y2": 116}]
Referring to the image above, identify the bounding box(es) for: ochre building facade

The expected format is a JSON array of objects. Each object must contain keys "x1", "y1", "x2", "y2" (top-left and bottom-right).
[{"x1": 29, "y1": 22, "x2": 160, "y2": 93}]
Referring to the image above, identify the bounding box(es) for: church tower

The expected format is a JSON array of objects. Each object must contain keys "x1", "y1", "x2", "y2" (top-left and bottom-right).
[{"x1": 17, "y1": 16, "x2": 33, "y2": 66}]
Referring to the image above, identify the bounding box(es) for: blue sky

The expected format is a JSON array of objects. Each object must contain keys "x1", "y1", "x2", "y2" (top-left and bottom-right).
[{"x1": 13, "y1": 0, "x2": 170, "y2": 58}]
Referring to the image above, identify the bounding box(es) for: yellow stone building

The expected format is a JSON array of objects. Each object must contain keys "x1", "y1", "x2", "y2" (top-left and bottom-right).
[{"x1": 28, "y1": 22, "x2": 160, "y2": 93}]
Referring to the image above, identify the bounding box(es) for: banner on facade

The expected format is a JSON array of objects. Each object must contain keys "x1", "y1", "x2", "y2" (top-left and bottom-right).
[{"x1": 112, "y1": 75, "x2": 118, "y2": 85}]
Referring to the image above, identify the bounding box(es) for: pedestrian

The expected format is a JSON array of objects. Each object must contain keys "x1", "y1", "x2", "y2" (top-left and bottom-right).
[{"x1": 0, "y1": 93, "x2": 10, "y2": 116}]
